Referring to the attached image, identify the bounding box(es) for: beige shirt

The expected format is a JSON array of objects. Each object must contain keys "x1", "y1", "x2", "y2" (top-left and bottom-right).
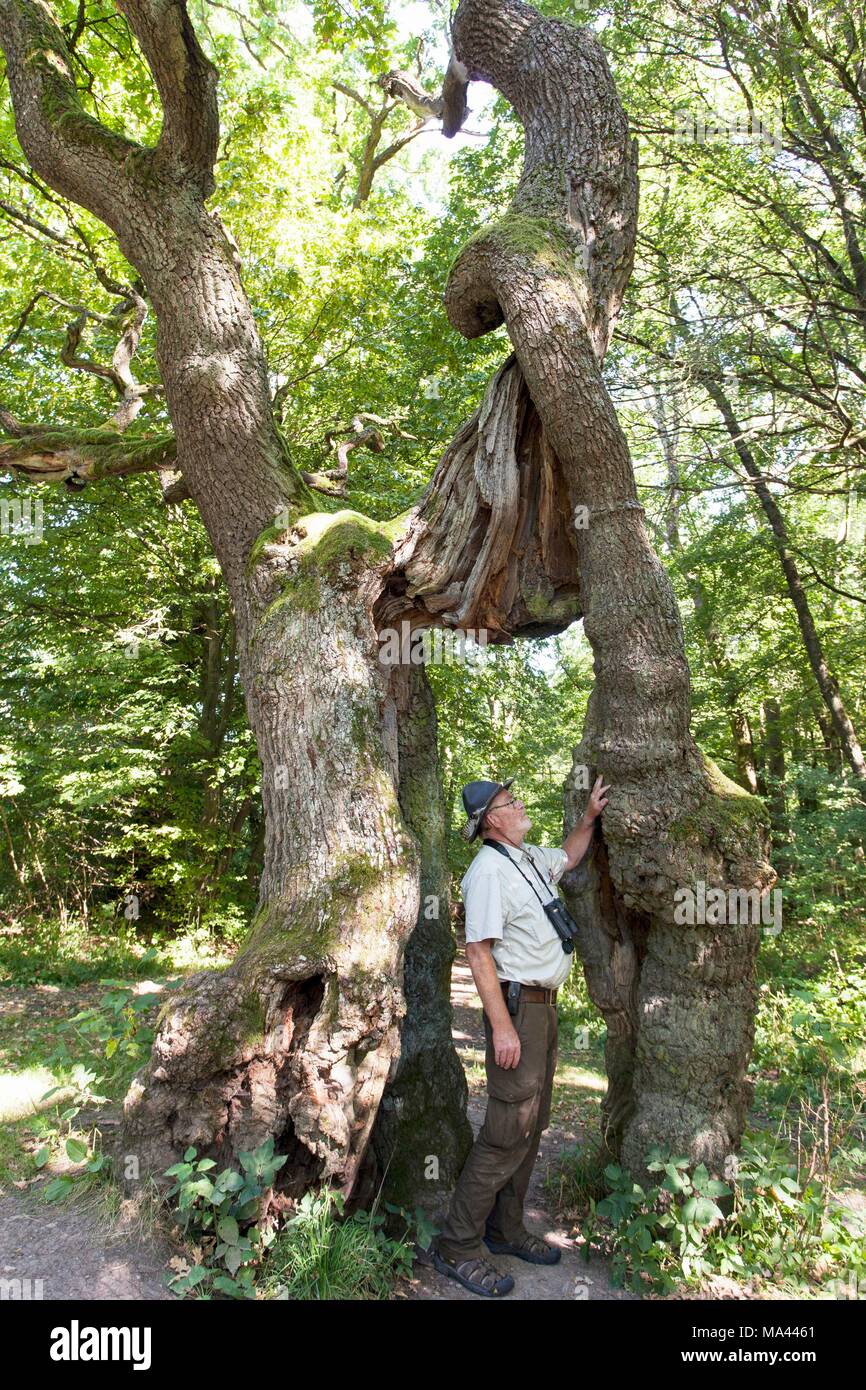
[{"x1": 461, "y1": 840, "x2": 573, "y2": 991}]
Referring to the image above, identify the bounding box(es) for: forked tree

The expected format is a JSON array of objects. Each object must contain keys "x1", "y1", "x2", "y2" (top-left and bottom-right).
[{"x1": 0, "y1": 0, "x2": 774, "y2": 1201}]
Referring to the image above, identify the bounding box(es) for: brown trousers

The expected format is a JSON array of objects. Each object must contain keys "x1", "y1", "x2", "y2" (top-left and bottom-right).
[{"x1": 437, "y1": 995, "x2": 558, "y2": 1263}]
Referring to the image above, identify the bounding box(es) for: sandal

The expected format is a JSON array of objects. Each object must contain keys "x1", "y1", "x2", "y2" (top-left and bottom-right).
[
  {"x1": 483, "y1": 1231, "x2": 561, "y2": 1265},
  {"x1": 431, "y1": 1247, "x2": 515, "y2": 1297}
]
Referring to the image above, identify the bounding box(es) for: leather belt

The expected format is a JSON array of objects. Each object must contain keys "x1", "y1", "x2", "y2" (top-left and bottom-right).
[{"x1": 501, "y1": 981, "x2": 557, "y2": 1005}]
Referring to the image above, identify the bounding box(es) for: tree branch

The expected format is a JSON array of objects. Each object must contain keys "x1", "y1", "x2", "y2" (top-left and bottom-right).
[
  {"x1": 0, "y1": 0, "x2": 150, "y2": 230},
  {"x1": 116, "y1": 0, "x2": 219, "y2": 196}
]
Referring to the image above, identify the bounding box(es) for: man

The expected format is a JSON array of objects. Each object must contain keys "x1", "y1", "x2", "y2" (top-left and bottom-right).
[{"x1": 432, "y1": 772, "x2": 610, "y2": 1298}]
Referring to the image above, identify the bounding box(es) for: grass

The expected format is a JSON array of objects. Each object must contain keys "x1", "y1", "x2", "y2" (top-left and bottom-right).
[
  {"x1": 257, "y1": 1188, "x2": 415, "y2": 1300},
  {"x1": 544, "y1": 912, "x2": 866, "y2": 1298},
  {"x1": 0, "y1": 915, "x2": 236, "y2": 988},
  {"x1": 2, "y1": 884, "x2": 863, "y2": 1300}
]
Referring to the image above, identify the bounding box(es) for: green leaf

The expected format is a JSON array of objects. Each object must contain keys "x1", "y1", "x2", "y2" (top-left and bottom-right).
[
  {"x1": 163, "y1": 1162, "x2": 194, "y2": 1180},
  {"x1": 44, "y1": 1176, "x2": 75, "y2": 1202},
  {"x1": 218, "y1": 1215, "x2": 240, "y2": 1245},
  {"x1": 214, "y1": 1169, "x2": 245, "y2": 1193}
]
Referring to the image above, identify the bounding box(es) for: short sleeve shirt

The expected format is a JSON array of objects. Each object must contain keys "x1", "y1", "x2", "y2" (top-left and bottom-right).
[{"x1": 460, "y1": 841, "x2": 573, "y2": 990}]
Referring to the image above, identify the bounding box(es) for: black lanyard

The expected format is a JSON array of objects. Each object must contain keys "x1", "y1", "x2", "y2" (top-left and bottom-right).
[{"x1": 482, "y1": 839, "x2": 555, "y2": 906}]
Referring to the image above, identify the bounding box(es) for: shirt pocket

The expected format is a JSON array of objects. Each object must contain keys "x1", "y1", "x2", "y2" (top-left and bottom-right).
[{"x1": 527, "y1": 899, "x2": 559, "y2": 949}]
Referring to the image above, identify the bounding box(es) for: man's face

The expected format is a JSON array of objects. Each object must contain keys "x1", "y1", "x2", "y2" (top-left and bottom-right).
[{"x1": 484, "y1": 788, "x2": 531, "y2": 839}]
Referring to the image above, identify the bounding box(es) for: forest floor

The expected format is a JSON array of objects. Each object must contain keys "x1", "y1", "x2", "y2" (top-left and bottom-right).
[
  {"x1": 0, "y1": 981, "x2": 175, "y2": 1300},
  {"x1": 3, "y1": 942, "x2": 855, "y2": 1301},
  {"x1": 0, "y1": 950, "x2": 635, "y2": 1302}
]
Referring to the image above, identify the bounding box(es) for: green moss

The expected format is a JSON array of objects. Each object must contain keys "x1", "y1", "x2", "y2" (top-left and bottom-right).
[
  {"x1": 235, "y1": 854, "x2": 391, "y2": 975},
  {"x1": 276, "y1": 571, "x2": 321, "y2": 615},
  {"x1": 246, "y1": 510, "x2": 394, "y2": 630},
  {"x1": 452, "y1": 212, "x2": 574, "y2": 275},
  {"x1": 7, "y1": 427, "x2": 176, "y2": 477},
  {"x1": 351, "y1": 704, "x2": 380, "y2": 755},
  {"x1": 245, "y1": 520, "x2": 292, "y2": 575},
  {"x1": 292, "y1": 510, "x2": 394, "y2": 574},
  {"x1": 236, "y1": 905, "x2": 340, "y2": 975},
  {"x1": 668, "y1": 752, "x2": 768, "y2": 850},
  {"x1": 379, "y1": 507, "x2": 415, "y2": 542},
  {"x1": 249, "y1": 511, "x2": 392, "y2": 630},
  {"x1": 524, "y1": 589, "x2": 581, "y2": 625},
  {"x1": 238, "y1": 990, "x2": 267, "y2": 1044}
]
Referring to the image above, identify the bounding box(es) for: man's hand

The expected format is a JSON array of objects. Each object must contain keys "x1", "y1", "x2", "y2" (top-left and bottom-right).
[
  {"x1": 582, "y1": 774, "x2": 610, "y2": 825},
  {"x1": 492, "y1": 1021, "x2": 521, "y2": 1069},
  {"x1": 562, "y1": 774, "x2": 612, "y2": 871}
]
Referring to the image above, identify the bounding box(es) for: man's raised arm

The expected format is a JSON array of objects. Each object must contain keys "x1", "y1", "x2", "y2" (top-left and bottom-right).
[{"x1": 561, "y1": 775, "x2": 610, "y2": 872}]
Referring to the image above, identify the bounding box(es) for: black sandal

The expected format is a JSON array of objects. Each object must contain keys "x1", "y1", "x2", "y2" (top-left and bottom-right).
[
  {"x1": 484, "y1": 1232, "x2": 561, "y2": 1265},
  {"x1": 431, "y1": 1247, "x2": 515, "y2": 1297}
]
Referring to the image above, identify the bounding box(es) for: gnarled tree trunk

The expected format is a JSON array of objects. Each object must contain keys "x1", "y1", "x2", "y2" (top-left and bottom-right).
[
  {"x1": 0, "y1": 0, "x2": 774, "y2": 1201},
  {"x1": 393, "y1": 0, "x2": 776, "y2": 1184}
]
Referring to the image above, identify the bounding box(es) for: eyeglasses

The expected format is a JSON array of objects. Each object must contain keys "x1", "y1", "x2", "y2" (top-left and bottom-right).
[{"x1": 490, "y1": 794, "x2": 520, "y2": 811}]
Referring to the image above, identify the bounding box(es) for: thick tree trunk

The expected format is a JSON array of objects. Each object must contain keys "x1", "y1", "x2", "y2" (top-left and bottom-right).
[
  {"x1": 430, "y1": 0, "x2": 774, "y2": 1183},
  {"x1": 1, "y1": 0, "x2": 774, "y2": 1199},
  {"x1": 121, "y1": 497, "x2": 424, "y2": 1192},
  {"x1": 0, "y1": 0, "x2": 462, "y2": 1199},
  {"x1": 356, "y1": 667, "x2": 473, "y2": 1211}
]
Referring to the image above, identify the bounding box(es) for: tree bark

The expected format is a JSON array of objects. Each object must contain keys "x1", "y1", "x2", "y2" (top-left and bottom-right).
[
  {"x1": 428, "y1": 0, "x2": 774, "y2": 1182},
  {"x1": 0, "y1": 0, "x2": 444, "y2": 1197},
  {"x1": 761, "y1": 697, "x2": 788, "y2": 845},
  {"x1": 0, "y1": 0, "x2": 775, "y2": 1197},
  {"x1": 652, "y1": 386, "x2": 759, "y2": 794},
  {"x1": 356, "y1": 667, "x2": 474, "y2": 1211}
]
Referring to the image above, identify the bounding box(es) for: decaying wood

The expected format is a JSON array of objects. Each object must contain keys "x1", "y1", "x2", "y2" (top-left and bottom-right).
[{"x1": 377, "y1": 356, "x2": 581, "y2": 639}]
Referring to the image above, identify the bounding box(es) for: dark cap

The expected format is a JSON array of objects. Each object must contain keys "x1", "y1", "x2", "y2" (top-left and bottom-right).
[{"x1": 460, "y1": 777, "x2": 515, "y2": 842}]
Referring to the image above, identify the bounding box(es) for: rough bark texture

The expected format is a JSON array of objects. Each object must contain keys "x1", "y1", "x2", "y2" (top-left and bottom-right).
[
  {"x1": 0, "y1": 0, "x2": 457, "y2": 1197},
  {"x1": 356, "y1": 666, "x2": 473, "y2": 1211},
  {"x1": 0, "y1": 0, "x2": 776, "y2": 1197},
  {"x1": 424, "y1": 0, "x2": 775, "y2": 1183},
  {"x1": 121, "y1": 513, "x2": 423, "y2": 1191},
  {"x1": 377, "y1": 355, "x2": 582, "y2": 639}
]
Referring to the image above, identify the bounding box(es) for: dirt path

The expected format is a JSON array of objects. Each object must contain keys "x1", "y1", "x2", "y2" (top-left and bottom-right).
[
  {"x1": 0, "y1": 1188, "x2": 174, "y2": 1300},
  {"x1": 403, "y1": 937, "x2": 635, "y2": 1301}
]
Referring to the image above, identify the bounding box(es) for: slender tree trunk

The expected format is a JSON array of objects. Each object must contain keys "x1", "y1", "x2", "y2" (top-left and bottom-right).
[
  {"x1": 704, "y1": 382, "x2": 866, "y2": 784},
  {"x1": 653, "y1": 388, "x2": 758, "y2": 794},
  {"x1": 813, "y1": 703, "x2": 842, "y2": 775},
  {"x1": 732, "y1": 711, "x2": 759, "y2": 797},
  {"x1": 761, "y1": 697, "x2": 788, "y2": 845}
]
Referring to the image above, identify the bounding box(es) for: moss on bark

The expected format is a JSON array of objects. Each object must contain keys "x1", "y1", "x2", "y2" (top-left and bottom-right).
[{"x1": 667, "y1": 752, "x2": 769, "y2": 854}]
